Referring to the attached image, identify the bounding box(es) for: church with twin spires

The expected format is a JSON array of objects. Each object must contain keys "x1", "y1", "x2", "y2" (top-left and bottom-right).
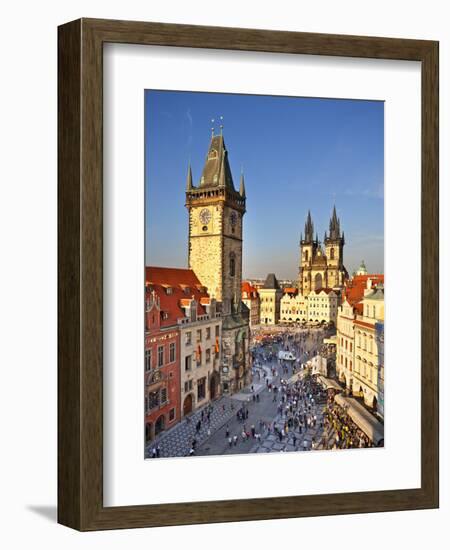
[{"x1": 298, "y1": 207, "x2": 349, "y2": 295}]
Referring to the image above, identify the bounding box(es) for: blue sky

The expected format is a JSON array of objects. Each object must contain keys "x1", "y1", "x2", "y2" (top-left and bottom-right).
[{"x1": 145, "y1": 90, "x2": 384, "y2": 279}]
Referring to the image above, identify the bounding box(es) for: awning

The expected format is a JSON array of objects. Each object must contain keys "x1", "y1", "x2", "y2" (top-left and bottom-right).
[
  {"x1": 317, "y1": 376, "x2": 344, "y2": 392},
  {"x1": 334, "y1": 394, "x2": 384, "y2": 444}
]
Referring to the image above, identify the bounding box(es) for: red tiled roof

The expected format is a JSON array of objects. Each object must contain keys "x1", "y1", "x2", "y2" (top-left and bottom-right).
[
  {"x1": 283, "y1": 287, "x2": 298, "y2": 295},
  {"x1": 241, "y1": 281, "x2": 258, "y2": 298},
  {"x1": 145, "y1": 266, "x2": 209, "y2": 327},
  {"x1": 344, "y1": 274, "x2": 384, "y2": 306}
]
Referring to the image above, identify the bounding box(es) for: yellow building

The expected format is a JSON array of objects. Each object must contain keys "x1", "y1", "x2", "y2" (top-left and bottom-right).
[
  {"x1": 280, "y1": 288, "x2": 307, "y2": 323},
  {"x1": 353, "y1": 285, "x2": 385, "y2": 414},
  {"x1": 307, "y1": 288, "x2": 339, "y2": 324},
  {"x1": 259, "y1": 273, "x2": 283, "y2": 325},
  {"x1": 336, "y1": 298, "x2": 357, "y2": 391}
]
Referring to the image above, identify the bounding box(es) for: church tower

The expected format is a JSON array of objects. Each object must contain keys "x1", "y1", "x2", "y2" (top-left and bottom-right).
[
  {"x1": 299, "y1": 210, "x2": 319, "y2": 295},
  {"x1": 324, "y1": 206, "x2": 346, "y2": 288},
  {"x1": 185, "y1": 128, "x2": 250, "y2": 393}
]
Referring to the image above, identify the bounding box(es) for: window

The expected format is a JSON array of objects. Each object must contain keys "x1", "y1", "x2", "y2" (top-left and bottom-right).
[
  {"x1": 206, "y1": 349, "x2": 211, "y2": 363},
  {"x1": 330, "y1": 248, "x2": 335, "y2": 260},
  {"x1": 206, "y1": 327, "x2": 211, "y2": 340},
  {"x1": 197, "y1": 377, "x2": 206, "y2": 401},
  {"x1": 230, "y1": 254, "x2": 235, "y2": 277},
  {"x1": 196, "y1": 329, "x2": 202, "y2": 343},
  {"x1": 160, "y1": 387, "x2": 167, "y2": 404},
  {"x1": 145, "y1": 349, "x2": 152, "y2": 372},
  {"x1": 185, "y1": 355, "x2": 192, "y2": 371},
  {"x1": 215, "y1": 325, "x2": 220, "y2": 337},
  {"x1": 169, "y1": 342, "x2": 176, "y2": 363},
  {"x1": 185, "y1": 331, "x2": 192, "y2": 345},
  {"x1": 166, "y1": 287, "x2": 173, "y2": 295},
  {"x1": 148, "y1": 391, "x2": 159, "y2": 410},
  {"x1": 188, "y1": 380, "x2": 193, "y2": 391},
  {"x1": 157, "y1": 345, "x2": 164, "y2": 367},
  {"x1": 305, "y1": 250, "x2": 309, "y2": 261},
  {"x1": 169, "y1": 408, "x2": 175, "y2": 421}
]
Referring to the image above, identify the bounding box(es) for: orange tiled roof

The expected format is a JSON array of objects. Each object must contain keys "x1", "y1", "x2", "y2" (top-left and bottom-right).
[
  {"x1": 344, "y1": 274, "x2": 384, "y2": 306},
  {"x1": 145, "y1": 266, "x2": 209, "y2": 327},
  {"x1": 283, "y1": 287, "x2": 298, "y2": 295},
  {"x1": 242, "y1": 281, "x2": 258, "y2": 298}
]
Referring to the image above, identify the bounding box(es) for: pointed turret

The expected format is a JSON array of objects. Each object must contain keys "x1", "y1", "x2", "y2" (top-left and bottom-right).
[
  {"x1": 304, "y1": 210, "x2": 314, "y2": 243},
  {"x1": 239, "y1": 171, "x2": 246, "y2": 198},
  {"x1": 329, "y1": 205, "x2": 341, "y2": 240},
  {"x1": 186, "y1": 162, "x2": 193, "y2": 190}
]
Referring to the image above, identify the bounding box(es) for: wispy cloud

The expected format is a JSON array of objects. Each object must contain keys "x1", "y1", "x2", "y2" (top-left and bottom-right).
[
  {"x1": 185, "y1": 108, "x2": 193, "y2": 148},
  {"x1": 342, "y1": 182, "x2": 384, "y2": 199}
]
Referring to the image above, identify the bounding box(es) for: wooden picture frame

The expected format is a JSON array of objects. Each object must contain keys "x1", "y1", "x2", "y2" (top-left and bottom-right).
[{"x1": 58, "y1": 18, "x2": 439, "y2": 531}]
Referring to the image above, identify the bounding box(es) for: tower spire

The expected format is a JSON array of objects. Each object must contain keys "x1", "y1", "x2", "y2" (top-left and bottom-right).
[
  {"x1": 304, "y1": 210, "x2": 314, "y2": 243},
  {"x1": 239, "y1": 169, "x2": 246, "y2": 198},
  {"x1": 186, "y1": 161, "x2": 193, "y2": 190}
]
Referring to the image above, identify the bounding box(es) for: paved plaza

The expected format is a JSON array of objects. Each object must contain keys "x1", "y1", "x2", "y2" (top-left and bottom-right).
[{"x1": 146, "y1": 326, "x2": 333, "y2": 459}]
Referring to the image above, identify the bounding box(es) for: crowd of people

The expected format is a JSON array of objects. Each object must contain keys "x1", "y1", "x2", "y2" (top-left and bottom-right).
[{"x1": 322, "y1": 397, "x2": 373, "y2": 449}]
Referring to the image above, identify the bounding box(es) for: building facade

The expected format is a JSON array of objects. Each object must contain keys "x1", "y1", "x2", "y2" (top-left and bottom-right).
[
  {"x1": 336, "y1": 272, "x2": 384, "y2": 395},
  {"x1": 241, "y1": 281, "x2": 260, "y2": 327},
  {"x1": 259, "y1": 273, "x2": 283, "y2": 325},
  {"x1": 299, "y1": 207, "x2": 348, "y2": 295},
  {"x1": 144, "y1": 286, "x2": 181, "y2": 444},
  {"x1": 307, "y1": 288, "x2": 339, "y2": 324},
  {"x1": 145, "y1": 267, "x2": 223, "y2": 433},
  {"x1": 353, "y1": 286, "x2": 385, "y2": 412},
  {"x1": 280, "y1": 288, "x2": 307, "y2": 323},
  {"x1": 185, "y1": 131, "x2": 251, "y2": 393}
]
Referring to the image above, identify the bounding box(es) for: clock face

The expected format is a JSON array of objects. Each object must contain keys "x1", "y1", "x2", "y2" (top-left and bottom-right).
[
  {"x1": 230, "y1": 211, "x2": 238, "y2": 227},
  {"x1": 199, "y1": 208, "x2": 211, "y2": 225}
]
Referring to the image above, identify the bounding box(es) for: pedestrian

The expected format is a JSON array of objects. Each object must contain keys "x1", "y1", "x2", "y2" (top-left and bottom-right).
[
  {"x1": 189, "y1": 448, "x2": 195, "y2": 456},
  {"x1": 225, "y1": 425, "x2": 230, "y2": 438},
  {"x1": 151, "y1": 448, "x2": 157, "y2": 459},
  {"x1": 156, "y1": 445, "x2": 161, "y2": 458},
  {"x1": 293, "y1": 434, "x2": 297, "y2": 447},
  {"x1": 233, "y1": 435, "x2": 238, "y2": 446},
  {"x1": 228, "y1": 436, "x2": 232, "y2": 448},
  {"x1": 303, "y1": 439, "x2": 308, "y2": 451}
]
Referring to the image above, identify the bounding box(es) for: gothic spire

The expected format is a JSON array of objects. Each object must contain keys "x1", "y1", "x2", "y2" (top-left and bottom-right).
[
  {"x1": 186, "y1": 162, "x2": 193, "y2": 191},
  {"x1": 329, "y1": 205, "x2": 341, "y2": 240},
  {"x1": 304, "y1": 210, "x2": 314, "y2": 243},
  {"x1": 239, "y1": 170, "x2": 246, "y2": 198}
]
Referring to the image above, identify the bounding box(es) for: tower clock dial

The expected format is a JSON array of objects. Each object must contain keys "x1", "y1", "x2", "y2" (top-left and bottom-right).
[{"x1": 199, "y1": 208, "x2": 211, "y2": 225}]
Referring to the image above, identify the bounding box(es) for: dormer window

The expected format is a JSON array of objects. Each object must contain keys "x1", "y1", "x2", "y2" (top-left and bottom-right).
[
  {"x1": 208, "y1": 149, "x2": 218, "y2": 160},
  {"x1": 184, "y1": 287, "x2": 190, "y2": 295},
  {"x1": 166, "y1": 287, "x2": 173, "y2": 295}
]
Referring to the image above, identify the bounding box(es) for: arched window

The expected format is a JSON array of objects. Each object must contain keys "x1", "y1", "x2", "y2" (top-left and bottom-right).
[
  {"x1": 230, "y1": 253, "x2": 235, "y2": 277},
  {"x1": 330, "y1": 247, "x2": 335, "y2": 260},
  {"x1": 304, "y1": 250, "x2": 309, "y2": 261}
]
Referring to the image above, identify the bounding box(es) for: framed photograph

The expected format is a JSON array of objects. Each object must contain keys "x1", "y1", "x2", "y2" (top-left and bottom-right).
[{"x1": 58, "y1": 18, "x2": 439, "y2": 530}]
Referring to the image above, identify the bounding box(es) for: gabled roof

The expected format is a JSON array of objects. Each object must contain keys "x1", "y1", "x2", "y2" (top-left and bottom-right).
[{"x1": 145, "y1": 266, "x2": 209, "y2": 328}]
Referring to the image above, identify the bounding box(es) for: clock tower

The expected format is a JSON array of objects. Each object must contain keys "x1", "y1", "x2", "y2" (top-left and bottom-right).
[{"x1": 185, "y1": 130, "x2": 250, "y2": 393}]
